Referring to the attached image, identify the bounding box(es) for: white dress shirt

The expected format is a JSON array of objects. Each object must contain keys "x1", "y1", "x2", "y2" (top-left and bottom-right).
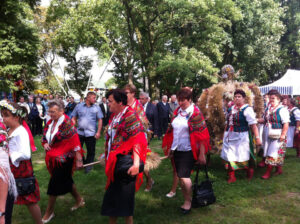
[
  {"x1": 46, "y1": 115, "x2": 65, "y2": 144},
  {"x1": 103, "y1": 103, "x2": 108, "y2": 113},
  {"x1": 143, "y1": 102, "x2": 148, "y2": 112},
  {"x1": 171, "y1": 104, "x2": 194, "y2": 151}
]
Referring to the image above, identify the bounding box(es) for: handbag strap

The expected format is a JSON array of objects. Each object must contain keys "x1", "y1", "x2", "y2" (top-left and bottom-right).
[{"x1": 194, "y1": 165, "x2": 209, "y2": 185}]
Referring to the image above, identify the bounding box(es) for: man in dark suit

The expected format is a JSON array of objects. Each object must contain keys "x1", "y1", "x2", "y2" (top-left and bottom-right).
[
  {"x1": 139, "y1": 92, "x2": 158, "y2": 138},
  {"x1": 27, "y1": 96, "x2": 39, "y2": 136},
  {"x1": 99, "y1": 96, "x2": 110, "y2": 128},
  {"x1": 157, "y1": 95, "x2": 170, "y2": 138}
]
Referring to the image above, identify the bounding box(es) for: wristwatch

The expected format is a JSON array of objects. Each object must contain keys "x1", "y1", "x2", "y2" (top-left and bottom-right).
[{"x1": 0, "y1": 211, "x2": 5, "y2": 217}]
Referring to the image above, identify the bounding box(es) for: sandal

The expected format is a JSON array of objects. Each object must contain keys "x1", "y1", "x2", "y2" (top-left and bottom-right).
[{"x1": 70, "y1": 198, "x2": 85, "y2": 211}]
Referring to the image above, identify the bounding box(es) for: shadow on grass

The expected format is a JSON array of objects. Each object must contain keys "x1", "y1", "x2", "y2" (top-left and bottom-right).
[{"x1": 12, "y1": 137, "x2": 300, "y2": 224}]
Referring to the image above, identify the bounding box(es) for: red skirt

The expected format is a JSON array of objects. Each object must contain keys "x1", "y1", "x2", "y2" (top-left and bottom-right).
[
  {"x1": 294, "y1": 133, "x2": 300, "y2": 148},
  {"x1": 10, "y1": 159, "x2": 40, "y2": 205}
]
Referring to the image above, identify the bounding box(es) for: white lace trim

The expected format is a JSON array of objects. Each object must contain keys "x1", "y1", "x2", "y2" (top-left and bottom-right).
[{"x1": 0, "y1": 150, "x2": 17, "y2": 198}]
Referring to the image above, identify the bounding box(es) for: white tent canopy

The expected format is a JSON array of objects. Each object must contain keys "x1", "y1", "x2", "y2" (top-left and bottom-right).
[{"x1": 259, "y1": 69, "x2": 300, "y2": 95}]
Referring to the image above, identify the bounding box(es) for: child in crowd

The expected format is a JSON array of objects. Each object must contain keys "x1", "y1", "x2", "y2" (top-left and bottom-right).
[{"x1": 0, "y1": 101, "x2": 42, "y2": 224}]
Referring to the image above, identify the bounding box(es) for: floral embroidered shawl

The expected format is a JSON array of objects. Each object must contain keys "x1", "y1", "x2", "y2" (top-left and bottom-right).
[
  {"x1": 131, "y1": 99, "x2": 149, "y2": 131},
  {"x1": 162, "y1": 105, "x2": 211, "y2": 160},
  {"x1": 105, "y1": 107, "x2": 147, "y2": 191},
  {"x1": 42, "y1": 115, "x2": 83, "y2": 175}
]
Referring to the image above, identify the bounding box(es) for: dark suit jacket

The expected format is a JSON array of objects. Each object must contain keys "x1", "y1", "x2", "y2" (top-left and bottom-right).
[
  {"x1": 157, "y1": 101, "x2": 170, "y2": 120},
  {"x1": 28, "y1": 103, "x2": 39, "y2": 121},
  {"x1": 145, "y1": 102, "x2": 159, "y2": 135},
  {"x1": 100, "y1": 103, "x2": 110, "y2": 127}
]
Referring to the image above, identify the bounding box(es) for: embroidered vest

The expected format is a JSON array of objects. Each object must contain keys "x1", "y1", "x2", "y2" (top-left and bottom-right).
[
  {"x1": 290, "y1": 108, "x2": 297, "y2": 126},
  {"x1": 266, "y1": 107, "x2": 283, "y2": 129},
  {"x1": 226, "y1": 105, "x2": 249, "y2": 132}
]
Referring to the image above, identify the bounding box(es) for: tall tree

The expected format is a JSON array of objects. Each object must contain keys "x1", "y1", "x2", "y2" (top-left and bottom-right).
[
  {"x1": 0, "y1": 0, "x2": 40, "y2": 92},
  {"x1": 278, "y1": 0, "x2": 300, "y2": 70},
  {"x1": 45, "y1": 0, "x2": 108, "y2": 95},
  {"x1": 223, "y1": 0, "x2": 285, "y2": 84},
  {"x1": 97, "y1": 0, "x2": 241, "y2": 97}
]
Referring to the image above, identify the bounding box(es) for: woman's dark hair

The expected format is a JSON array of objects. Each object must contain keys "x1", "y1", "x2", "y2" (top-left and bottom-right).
[
  {"x1": 267, "y1": 89, "x2": 282, "y2": 101},
  {"x1": 177, "y1": 87, "x2": 193, "y2": 101},
  {"x1": 234, "y1": 89, "x2": 246, "y2": 98},
  {"x1": 289, "y1": 98, "x2": 296, "y2": 106},
  {"x1": 106, "y1": 89, "x2": 127, "y2": 106}
]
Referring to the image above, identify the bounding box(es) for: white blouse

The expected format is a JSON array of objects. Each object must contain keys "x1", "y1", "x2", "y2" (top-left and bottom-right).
[
  {"x1": 265, "y1": 104, "x2": 290, "y2": 125},
  {"x1": 45, "y1": 115, "x2": 65, "y2": 144},
  {"x1": 8, "y1": 126, "x2": 31, "y2": 167},
  {"x1": 37, "y1": 104, "x2": 43, "y2": 117},
  {"x1": 290, "y1": 107, "x2": 300, "y2": 121},
  {"x1": 171, "y1": 104, "x2": 194, "y2": 152}
]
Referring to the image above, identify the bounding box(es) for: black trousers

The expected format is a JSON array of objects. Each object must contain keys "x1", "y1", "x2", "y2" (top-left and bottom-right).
[
  {"x1": 79, "y1": 135, "x2": 96, "y2": 166},
  {"x1": 36, "y1": 117, "x2": 43, "y2": 135},
  {"x1": 5, "y1": 193, "x2": 14, "y2": 224},
  {"x1": 158, "y1": 118, "x2": 169, "y2": 137},
  {"x1": 28, "y1": 118, "x2": 37, "y2": 136}
]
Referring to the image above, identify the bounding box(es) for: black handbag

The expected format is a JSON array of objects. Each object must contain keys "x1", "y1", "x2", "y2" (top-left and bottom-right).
[
  {"x1": 192, "y1": 165, "x2": 216, "y2": 208},
  {"x1": 15, "y1": 176, "x2": 36, "y2": 196},
  {"x1": 114, "y1": 154, "x2": 144, "y2": 183}
]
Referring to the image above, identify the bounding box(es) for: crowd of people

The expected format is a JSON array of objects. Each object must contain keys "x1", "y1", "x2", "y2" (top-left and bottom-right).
[{"x1": 0, "y1": 85, "x2": 299, "y2": 223}]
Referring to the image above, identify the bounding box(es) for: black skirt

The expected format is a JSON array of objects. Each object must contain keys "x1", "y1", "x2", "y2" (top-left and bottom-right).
[
  {"x1": 101, "y1": 155, "x2": 137, "y2": 217},
  {"x1": 47, "y1": 157, "x2": 74, "y2": 196},
  {"x1": 174, "y1": 150, "x2": 195, "y2": 178}
]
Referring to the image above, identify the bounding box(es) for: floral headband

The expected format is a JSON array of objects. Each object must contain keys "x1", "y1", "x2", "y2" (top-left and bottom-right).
[{"x1": 0, "y1": 100, "x2": 27, "y2": 118}]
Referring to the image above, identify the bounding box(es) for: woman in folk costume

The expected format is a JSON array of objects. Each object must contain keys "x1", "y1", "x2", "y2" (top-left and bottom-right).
[
  {"x1": 0, "y1": 121, "x2": 17, "y2": 224},
  {"x1": 162, "y1": 87, "x2": 210, "y2": 214},
  {"x1": 41, "y1": 100, "x2": 84, "y2": 223},
  {"x1": 221, "y1": 89, "x2": 261, "y2": 183},
  {"x1": 258, "y1": 94, "x2": 270, "y2": 168},
  {"x1": 124, "y1": 84, "x2": 154, "y2": 192},
  {"x1": 101, "y1": 89, "x2": 147, "y2": 224},
  {"x1": 0, "y1": 101, "x2": 43, "y2": 224},
  {"x1": 286, "y1": 98, "x2": 300, "y2": 156},
  {"x1": 260, "y1": 89, "x2": 289, "y2": 179}
]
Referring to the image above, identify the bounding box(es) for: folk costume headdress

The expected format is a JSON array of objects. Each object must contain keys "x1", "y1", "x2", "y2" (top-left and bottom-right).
[
  {"x1": 0, "y1": 100, "x2": 37, "y2": 152},
  {"x1": 0, "y1": 100, "x2": 26, "y2": 118}
]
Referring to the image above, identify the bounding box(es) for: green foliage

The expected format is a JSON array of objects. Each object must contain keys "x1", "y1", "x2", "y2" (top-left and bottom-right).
[
  {"x1": 104, "y1": 77, "x2": 117, "y2": 89},
  {"x1": 279, "y1": 0, "x2": 300, "y2": 70},
  {"x1": 39, "y1": 0, "x2": 298, "y2": 96},
  {"x1": 95, "y1": 0, "x2": 242, "y2": 97},
  {"x1": 33, "y1": 75, "x2": 65, "y2": 95},
  {"x1": 224, "y1": 0, "x2": 285, "y2": 84},
  {"x1": 0, "y1": 0, "x2": 40, "y2": 92},
  {"x1": 42, "y1": 0, "x2": 110, "y2": 95},
  {"x1": 156, "y1": 47, "x2": 218, "y2": 99}
]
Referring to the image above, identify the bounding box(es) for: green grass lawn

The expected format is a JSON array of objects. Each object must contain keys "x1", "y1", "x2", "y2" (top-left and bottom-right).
[{"x1": 12, "y1": 136, "x2": 300, "y2": 224}]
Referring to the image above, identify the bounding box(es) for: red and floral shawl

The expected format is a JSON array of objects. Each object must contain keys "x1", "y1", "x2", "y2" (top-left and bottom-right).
[
  {"x1": 42, "y1": 115, "x2": 83, "y2": 175},
  {"x1": 131, "y1": 99, "x2": 149, "y2": 131},
  {"x1": 162, "y1": 105, "x2": 211, "y2": 160},
  {"x1": 105, "y1": 107, "x2": 148, "y2": 191},
  {"x1": 0, "y1": 121, "x2": 8, "y2": 152}
]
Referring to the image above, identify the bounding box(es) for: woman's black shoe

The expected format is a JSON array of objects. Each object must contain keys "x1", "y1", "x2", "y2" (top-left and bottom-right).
[{"x1": 180, "y1": 207, "x2": 191, "y2": 215}]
